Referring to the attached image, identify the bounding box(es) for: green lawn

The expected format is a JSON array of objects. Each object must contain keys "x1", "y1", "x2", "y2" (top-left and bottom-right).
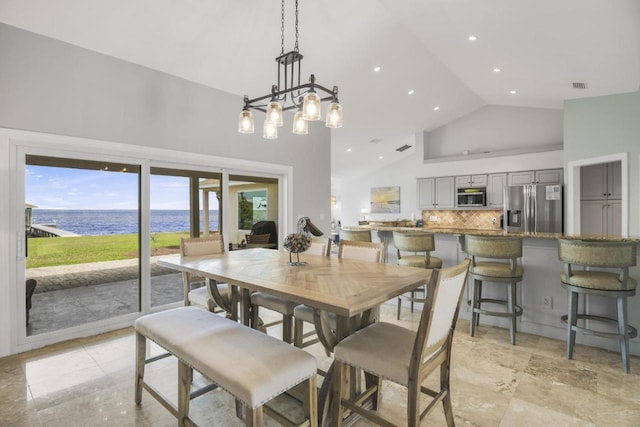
[{"x1": 26, "y1": 232, "x2": 190, "y2": 268}]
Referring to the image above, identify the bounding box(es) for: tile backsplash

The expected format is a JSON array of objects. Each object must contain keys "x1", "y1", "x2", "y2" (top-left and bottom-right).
[{"x1": 422, "y1": 210, "x2": 503, "y2": 229}]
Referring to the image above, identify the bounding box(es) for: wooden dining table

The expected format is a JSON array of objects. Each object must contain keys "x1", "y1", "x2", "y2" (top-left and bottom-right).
[{"x1": 157, "y1": 247, "x2": 430, "y2": 425}]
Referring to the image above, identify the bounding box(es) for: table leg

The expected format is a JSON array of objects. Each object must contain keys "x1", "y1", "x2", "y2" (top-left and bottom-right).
[{"x1": 241, "y1": 288, "x2": 251, "y2": 326}]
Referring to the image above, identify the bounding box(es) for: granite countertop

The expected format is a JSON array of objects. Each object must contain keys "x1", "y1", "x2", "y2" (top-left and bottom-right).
[{"x1": 350, "y1": 225, "x2": 640, "y2": 243}]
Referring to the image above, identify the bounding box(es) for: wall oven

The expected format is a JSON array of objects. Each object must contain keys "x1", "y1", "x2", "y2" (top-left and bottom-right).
[{"x1": 457, "y1": 187, "x2": 486, "y2": 207}]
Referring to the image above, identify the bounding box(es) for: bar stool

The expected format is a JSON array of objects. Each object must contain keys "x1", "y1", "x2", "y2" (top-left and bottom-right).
[
  {"x1": 393, "y1": 231, "x2": 442, "y2": 320},
  {"x1": 558, "y1": 239, "x2": 637, "y2": 373},
  {"x1": 466, "y1": 235, "x2": 523, "y2": 345},
  {"x1": 338, "y1": 228, "x2": 372, "y2": 242}
]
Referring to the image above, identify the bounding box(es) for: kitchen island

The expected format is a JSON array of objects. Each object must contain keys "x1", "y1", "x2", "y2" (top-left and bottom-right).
[{"x1": 344, "y1": 224, "x2": 640, "y2": 356}]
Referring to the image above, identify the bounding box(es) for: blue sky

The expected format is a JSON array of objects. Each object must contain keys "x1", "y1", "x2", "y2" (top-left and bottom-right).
[{"x1": 26, "y1": 165, "x2": 217, "y2": 210}]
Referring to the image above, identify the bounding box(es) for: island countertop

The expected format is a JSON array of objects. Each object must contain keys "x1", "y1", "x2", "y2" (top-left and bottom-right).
[{"x1": 345, "y1": 224, "x2": 640, "y2": 243}]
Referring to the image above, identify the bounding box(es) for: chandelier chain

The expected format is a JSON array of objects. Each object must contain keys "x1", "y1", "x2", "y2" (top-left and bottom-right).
[
  {"x1": 294, "y1": 0, "x2": 299, "y2": 52},
  {"x1": 280, "y1": 0, "x2": 285, "y2": 55}
]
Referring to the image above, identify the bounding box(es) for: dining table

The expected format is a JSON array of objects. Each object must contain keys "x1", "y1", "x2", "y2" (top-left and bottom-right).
[{"x1": 157, "y1": 247, "x2": 430, "y2": 425}]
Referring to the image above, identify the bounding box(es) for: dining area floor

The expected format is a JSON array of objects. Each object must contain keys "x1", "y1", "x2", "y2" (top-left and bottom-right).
[{"x1": 2, "y1": 302, "x2": 640, "y2": 426}]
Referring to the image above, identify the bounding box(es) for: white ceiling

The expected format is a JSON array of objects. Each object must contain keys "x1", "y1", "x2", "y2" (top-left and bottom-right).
[{"x1": 1, "y1": 0, "x2": 639, "y2": 181}]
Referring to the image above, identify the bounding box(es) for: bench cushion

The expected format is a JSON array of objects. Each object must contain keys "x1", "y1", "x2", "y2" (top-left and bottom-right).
[{"x1": 135, "y1": 306, "x2": 316, "y2": 409}]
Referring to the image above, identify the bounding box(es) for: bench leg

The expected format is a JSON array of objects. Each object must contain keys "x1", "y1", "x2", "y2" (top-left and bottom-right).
[
  {"x1": 135, "y1": 332, "x2": 146, "y2": 405},
  {"x1": 245, "y1": 406, "x2": 263, "y2": 427},
  {"x1": 305, "y1": 375, "x2": 318, "y2": 427},
  {"x1": 178, "y1": 361, "x2": 193, "y2": 427}
]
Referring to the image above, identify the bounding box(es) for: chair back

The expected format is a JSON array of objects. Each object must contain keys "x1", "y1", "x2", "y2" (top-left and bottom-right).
[
  {"x1": 558, "y1": 239, "x2": 636, "y2": 268},
  {"x1": 411, "y1": 258, "x2": 470, "y2": 376},
  {"x1": 465, "y1": 235, "x2": 522, "y2": 259},
  {"x1": 180, "y1": 235, "x2": 225, "y2": 256},
  {"x1": 393, "y1": 232, "x2": 436, "y2": 252},
  {"x1": 339, "y1": 228, "x2": 372, "y2": 242},
  {"x1": 307, "y1": 237, "x2": 331, "y2": 256},
  {"x1": 245, "y1": 233, "x2": 271, "y2": 244},
  {"x1": 338, "y1": 240, "x2": 383, "y2": 263}
]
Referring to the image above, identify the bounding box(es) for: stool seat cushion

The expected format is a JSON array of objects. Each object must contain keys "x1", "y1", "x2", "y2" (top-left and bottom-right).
[
  {"x1": 135, "y1": 307, "x2": 316, "y2": 408},
  {"x1": 470, "y1": 262, "x2": 523, "y2": 279},
  {"x1": 561, "y1": 271, "x2": 637, "y2": 291},
  {"x1": 398, "y1": 256, "x2": 443, "y2": 269},
  {"x1": 251, "y1": 292, "x2": 298, "y2": 314}
]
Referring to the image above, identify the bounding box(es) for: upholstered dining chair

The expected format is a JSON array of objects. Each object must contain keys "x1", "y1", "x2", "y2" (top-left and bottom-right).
[
  {"x1": 558, "y1": 239, "x2": 637, "y2": 373},
  {"x1": 393, "y1": 231, "x2": 442, "y2": 320},
  {"x1": 331, "y1": 258, "x2": 471, "y2": 427},
  {"x1": 293, "y1": 240, "x2": 384, "y2": 351},
  {"x1": 179, "y1": 235, "x2": 232, "y2": 315},
  {"x1": 338, "y1": 228, "x2": 372, "y2": 242},
  {"x1": 250, "y1": 237, "x2": 332, "y2": 343}
]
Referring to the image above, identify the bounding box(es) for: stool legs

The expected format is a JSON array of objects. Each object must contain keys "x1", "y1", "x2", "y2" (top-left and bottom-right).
[
  {"x1": 617, "y1": 296, "x2": 630, "y2": 373},
  {"x1": 508, "y1": 282, "x2": 517, "y2": 345},
  {"x1": 566, "y1": 290, "x2": 578, "y2": 360},
  {"x1": 470, "y1": 279, "x2": 481, "y2": 337}
]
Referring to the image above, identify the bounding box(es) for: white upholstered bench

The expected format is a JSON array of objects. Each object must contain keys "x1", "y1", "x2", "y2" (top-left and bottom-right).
[{"x1": 135, "y1": 306, "x2": 318, "y2": 427}]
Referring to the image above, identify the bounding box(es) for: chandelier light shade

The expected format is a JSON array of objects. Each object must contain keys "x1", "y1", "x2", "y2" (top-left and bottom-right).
[
  {"x1": 263, "y1": 120, "x2": 278, "y2": 139},
  {"x1": 292, "y1": 110, "x2": 308, "y2": 134},
  {"x1": 266, "y1": 100, "x2": 284, "y2": 127},
  {"x1": 325, "y1": 101, "x2": 343, "y2": 128},
  {"x1": 302, "y1": 91, "x2": 321, "y2": 121},
  {"x1": 238, "y1": 109, "x2": 254, "y2": 134},
  {"x1": 238, "y1": 0, "x2": 342, "y2": 139}
]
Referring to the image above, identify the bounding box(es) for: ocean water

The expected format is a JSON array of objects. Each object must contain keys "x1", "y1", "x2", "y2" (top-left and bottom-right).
[{"x1": 30, "y1": 209, "x2": 219, "y2": 236}]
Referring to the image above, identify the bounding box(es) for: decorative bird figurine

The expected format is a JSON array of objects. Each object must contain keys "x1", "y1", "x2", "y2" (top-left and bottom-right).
[{"x1": 283, "y1": 217, "x2": 323, "y2": 265}]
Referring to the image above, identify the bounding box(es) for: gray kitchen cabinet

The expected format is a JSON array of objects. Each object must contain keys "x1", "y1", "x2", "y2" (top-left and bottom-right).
[
  {"x1": 417, "y1": 177, "x2": 454, "y2": 209},
  {"x1": 507, "y1": 168, "x2": 563, "y2": 186},
  {"x1": 455, "y1": 174, "x2": 487, "y2": 188},
  {"x1": 486, "y1": 173, "x2": 507, "y2": 209}
]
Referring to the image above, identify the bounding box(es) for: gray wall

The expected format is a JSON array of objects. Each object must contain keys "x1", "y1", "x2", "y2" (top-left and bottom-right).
[
  {"x1": 0, "y1": 23, "x2": 331, "y2": 233},
  {"x1": 564, "y1": 90, "x2": 640, "y2": 235}
]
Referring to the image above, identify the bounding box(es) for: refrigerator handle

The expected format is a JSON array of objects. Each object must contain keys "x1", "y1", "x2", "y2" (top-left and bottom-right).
[
  {"x1": 523, "y1": 186, "x2": 529, "y2": 232},
  {"x1": 530, "y1": 186, "x2": 537, "y2": 233}
]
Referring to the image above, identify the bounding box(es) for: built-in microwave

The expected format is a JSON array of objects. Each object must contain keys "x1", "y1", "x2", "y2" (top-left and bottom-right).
[{"x1": 457, "y1": 187, "x2": 486, "y2": 207}]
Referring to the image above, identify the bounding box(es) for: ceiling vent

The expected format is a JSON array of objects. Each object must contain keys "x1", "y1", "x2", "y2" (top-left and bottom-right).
[
  {"x1": 396, "y1": 144, "x2": 411, "y2": 152},
  {"x1": 369, "y1": 138, "x2": 381, "y2": 144},
  {"x1": 572, "y1": 82, "x2": 588, "y2": 89}
]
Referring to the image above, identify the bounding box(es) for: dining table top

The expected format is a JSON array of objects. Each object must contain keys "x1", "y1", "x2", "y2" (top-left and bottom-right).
[{"x1": 157, "y1": 248, "x2": 430, "y2": 318}]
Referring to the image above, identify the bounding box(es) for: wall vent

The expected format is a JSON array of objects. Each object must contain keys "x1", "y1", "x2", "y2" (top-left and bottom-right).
[
  {"x1": 572, "y1": 82, "x2": 588, "y2": 89},
  {"x1": 396, "y1": 144, "x2": 411, "y2": 152}
]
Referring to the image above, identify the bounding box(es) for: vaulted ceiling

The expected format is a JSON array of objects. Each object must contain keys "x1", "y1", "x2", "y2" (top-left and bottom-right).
[{"x1": 1, "y1": 0, "x2": 638, "y2": 180}]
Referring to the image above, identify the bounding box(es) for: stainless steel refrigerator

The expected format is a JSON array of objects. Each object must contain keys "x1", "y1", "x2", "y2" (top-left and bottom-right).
[{"x1": 504, "y1": 184, "x2": 563, "y2": 233}]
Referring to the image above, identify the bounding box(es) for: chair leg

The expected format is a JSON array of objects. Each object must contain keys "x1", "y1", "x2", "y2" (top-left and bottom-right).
[
  {"x1": 507, "y1": 282, "x2": 516, "y2": 345},
  {"x1": 283, "y1": 314, "x2": 293, "y2": 344},
  {"x1": 293, "y1": 318, "x2": 304, "y2": 347},
  {"x1": 407, "y1": 379, "x2": 420, "y2": 427},
  {"x1": 134, "y1": 332, "x2": 146, "y2": 405},
  {"x1": 331, "y1": 361, "x2": 347, "y2": 427},
  {"x1": 177, "y1": 361, "x2": 193, "y2": 427},
  {"x1": 440, "y1": 360, "x2": 455, "y2": 427},
  {"x1": 365, "y1": 372, "x2": 382, "y2": 410},
  {"x1": 397, "y1": 296, "x2": 402, "y2": 320},
  {"x1": 567, "y1": 290, "x2": 578, "y2": 360},
  {"x1": 617, "y1": 296, "x2": 631, "y2": 373},
  {"x1": 410, "y1": 289, "x2": 415, "y2": 313}
]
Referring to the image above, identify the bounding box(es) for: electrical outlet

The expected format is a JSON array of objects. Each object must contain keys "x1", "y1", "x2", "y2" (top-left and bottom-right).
[
  {"x1": 492, "y1": 217, "x2": 497, "y2": 224},
  {"x1": 542, "y1": 295, "x2": 553, "y2": 310}
]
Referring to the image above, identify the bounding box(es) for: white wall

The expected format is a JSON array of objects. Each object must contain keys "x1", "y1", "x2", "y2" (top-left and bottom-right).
[{"x1": 0, "y1": 23, "x2": 331, "y2": 356}]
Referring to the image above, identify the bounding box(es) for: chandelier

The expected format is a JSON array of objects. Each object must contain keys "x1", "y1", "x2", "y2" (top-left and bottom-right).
[{"x1": 238, "y1": 0, "x2": 343, "y2": 139}]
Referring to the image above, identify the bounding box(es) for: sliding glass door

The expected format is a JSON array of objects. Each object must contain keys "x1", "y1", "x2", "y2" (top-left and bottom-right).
[{"x1": 25, "y1": 155, "x2": 141, "y2": 336}]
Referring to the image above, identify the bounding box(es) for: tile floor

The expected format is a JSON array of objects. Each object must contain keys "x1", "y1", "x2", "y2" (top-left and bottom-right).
[{"x1": 3, "y1": 302, "x2": 640, "y2": 426}]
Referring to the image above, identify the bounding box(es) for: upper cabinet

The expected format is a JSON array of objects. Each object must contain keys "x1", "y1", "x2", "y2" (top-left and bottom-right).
[
  {"x1": 417, "y1": 177, "x2": 454, "y2": 209},
  {"x1": 507, "y1": 168, "x2": 563, "y2": 186},
  {"x1": 580, "y1": 161, "x2": 621, "y2": 201},
  {"x1": 455, "y1": 174, "x2": 487, "y2": 188},
  {"x1": 486, "y1": 173, "x2": 507, "y2": 209}
]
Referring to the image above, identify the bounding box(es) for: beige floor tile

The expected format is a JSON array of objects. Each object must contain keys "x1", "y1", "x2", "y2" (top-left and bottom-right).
[{"x1": 500, "y1": 398, "x2": 597, "y2": 427}]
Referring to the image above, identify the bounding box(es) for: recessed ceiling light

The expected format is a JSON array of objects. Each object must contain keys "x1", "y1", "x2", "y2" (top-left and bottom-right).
[
  {"x1": 373, "y1": 66, "x2": 381, "y2": 72},
  {"x1": 433, "y1": 106, "x2": 440, "y2": 111},
  {"x1": 468, "y1": 35, "x2": 477, "y2": 41},
  {"x1": 493, "y1": 68, "x2": 501, "y2": 73},
  {"x1": 509, "y1": 90, "x2": 517, "y2": 94},
  {"x1": 347, "y1": 148, "x2": 352, "y2": 152},
  {"x1": 408, "y1": 90, "x2": 415, "y2": 95},
  {"x1": 378, "y1": 156, "x2": 384, "y2": 160}
]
